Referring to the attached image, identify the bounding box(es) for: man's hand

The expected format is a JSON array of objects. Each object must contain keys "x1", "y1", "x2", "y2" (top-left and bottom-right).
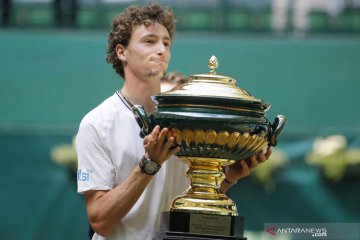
[
  {"x1": 143, "y1": 125, "x2": 180, "y2": 165},
  {"x1": 224, "y1": 146, "x2": 272, "y2": 183}
]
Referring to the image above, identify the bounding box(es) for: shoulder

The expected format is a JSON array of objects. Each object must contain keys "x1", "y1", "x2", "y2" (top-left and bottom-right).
[
  {"x1": 78, "y1": 93, "x2": 130, "y2": 139},
  {"x1": 80, "y1": 93, "x2": 125, "y2": 127}
]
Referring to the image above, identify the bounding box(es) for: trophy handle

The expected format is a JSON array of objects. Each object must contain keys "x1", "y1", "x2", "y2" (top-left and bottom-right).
[
  {"x1": 132, "y1": 105, "x2": 153, "y2": 138},
  {"x1": 268, "y1": 115, "x2": 287, "y2": 146}
]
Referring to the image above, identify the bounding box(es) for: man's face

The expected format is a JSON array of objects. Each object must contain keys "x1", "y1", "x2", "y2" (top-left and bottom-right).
[{"x1": 120, "y1": 22, "x2": 171, "y2": 80}]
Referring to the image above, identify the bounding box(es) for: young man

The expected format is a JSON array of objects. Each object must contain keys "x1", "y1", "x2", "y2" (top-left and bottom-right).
[{"x1": 76, "y1": 3, "x2": 271, "y2": 240}]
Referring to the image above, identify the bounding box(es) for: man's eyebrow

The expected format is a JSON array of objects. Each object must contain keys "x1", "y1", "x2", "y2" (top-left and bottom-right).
[
  {"x1": 141, "y1": 34, "x2": 171, "y2": 41},
  {"x1": 142, "y1": 33, "x2": 156, "y2": 38},
  {"x1": 163, "y1": 36, "x2": 171, "y2": 41}
]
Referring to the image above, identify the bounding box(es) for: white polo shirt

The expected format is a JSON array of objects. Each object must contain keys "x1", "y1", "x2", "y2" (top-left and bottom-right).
[{"x1": 76, "y1": 92, "x2": 188, "y2": 240}]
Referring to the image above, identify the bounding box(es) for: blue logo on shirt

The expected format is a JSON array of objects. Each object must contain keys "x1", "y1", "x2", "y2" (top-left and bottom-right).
[{"x1": 77, "y1": 169, "x2": 93, "y2": 182}]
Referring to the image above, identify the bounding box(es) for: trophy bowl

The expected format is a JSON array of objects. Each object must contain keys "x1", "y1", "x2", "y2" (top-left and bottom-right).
[{"x1": 133, "y1": 56, "x2": 287, "y2": 217}]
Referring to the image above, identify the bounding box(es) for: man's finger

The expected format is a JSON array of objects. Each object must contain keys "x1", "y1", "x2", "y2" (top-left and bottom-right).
[
  {"x1": 265, "y1": 146, "x2": 272, "y2": 159},
  {"x1": 240, "y1": 160, "x2": 250, "y2": 177},
  {"x1": 249, "y1": 154, "x2": 258, "y2": 168},
  {"x1": 163, "y1": 136, "x2": 175, "y2": 150},
  {"x1": 257, "y1": 150, "x2": 267, "y2": 163},
  {"x1": 150, "y1": 125, "x2": 160, "y2": 140},
  {"x1": 157, "y1": 128, "x2": 168, "y2": 145}
]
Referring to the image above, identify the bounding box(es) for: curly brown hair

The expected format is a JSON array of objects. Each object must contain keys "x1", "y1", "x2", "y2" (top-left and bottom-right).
[{"x1": 106, "y1": 3, "x2": 176, "y2": 79}]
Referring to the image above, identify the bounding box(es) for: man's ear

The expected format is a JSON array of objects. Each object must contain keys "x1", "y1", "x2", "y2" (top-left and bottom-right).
[{"x1": 116, "y1": 44, "x2": 126, "y2": 61}]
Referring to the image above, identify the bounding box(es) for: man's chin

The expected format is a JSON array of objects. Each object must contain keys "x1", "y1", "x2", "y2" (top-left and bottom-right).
[{"x1": 148, "y1": 69, "x2": 166, "y2": 78}]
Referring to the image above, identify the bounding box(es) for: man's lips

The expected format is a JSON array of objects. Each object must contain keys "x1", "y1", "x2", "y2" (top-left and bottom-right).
[{"x1": 150, "y1": 59, "x2": 167, "y2": 64}]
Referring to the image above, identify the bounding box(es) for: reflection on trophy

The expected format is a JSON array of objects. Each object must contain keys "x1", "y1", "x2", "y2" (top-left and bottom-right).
[{"x1": 133, "y1": 56, "x2": 287, "y2": 239}]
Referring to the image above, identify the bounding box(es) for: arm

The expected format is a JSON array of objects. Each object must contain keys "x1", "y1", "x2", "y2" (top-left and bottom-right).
[
  {"x1": 85, "y1": 167, "x2": 152, "y2": 236},
  {"x1": 85, "y1": 125, "x2": 179, "y2": 237},
  {"x1": 220, "y1": 146, "x2": 272, "y2": 193}
]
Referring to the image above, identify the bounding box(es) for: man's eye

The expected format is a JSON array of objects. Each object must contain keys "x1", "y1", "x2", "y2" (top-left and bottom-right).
[{"x1": 145, "y1": 39, "x2": 154, "y2": 44}]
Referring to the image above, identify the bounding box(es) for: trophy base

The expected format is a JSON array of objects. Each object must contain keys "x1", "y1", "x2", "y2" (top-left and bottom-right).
[
  {"x1": 156, "y1": 211, "x2": 246, "y2": 240},
  {"x1": 157, "y1": 231, "x2": 246, "y2": 240}
]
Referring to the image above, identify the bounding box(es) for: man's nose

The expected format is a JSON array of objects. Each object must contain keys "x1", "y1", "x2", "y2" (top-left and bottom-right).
[{"x1": 156, "y1": 42, "x2": 167, "y2": 55}]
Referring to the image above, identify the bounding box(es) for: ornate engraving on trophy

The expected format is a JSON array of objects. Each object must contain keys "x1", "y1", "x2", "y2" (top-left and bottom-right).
[{"x1": 189, "y1": 214, "x2": 231, "y2": 235}]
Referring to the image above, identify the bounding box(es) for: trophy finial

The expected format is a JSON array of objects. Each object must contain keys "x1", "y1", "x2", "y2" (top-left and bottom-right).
[{"x1": 208, "y1": 55, "x2": 218, "y2": 74}]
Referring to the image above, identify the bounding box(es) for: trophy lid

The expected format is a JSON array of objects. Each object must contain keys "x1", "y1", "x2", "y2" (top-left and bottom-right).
[
  {"x1": 153, "y1": 55, "x2": 269, "y2": 111},
  {"x1": 162, "y1": 55, "x2": 261, "y2": 102}
]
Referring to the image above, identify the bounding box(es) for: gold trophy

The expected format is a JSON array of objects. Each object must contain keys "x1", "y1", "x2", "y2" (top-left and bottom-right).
[{"x1": 133, "y1": 56, "x2": 287, "y2": 239}]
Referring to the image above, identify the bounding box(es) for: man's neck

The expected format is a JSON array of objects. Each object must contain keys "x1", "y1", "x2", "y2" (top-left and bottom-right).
[{"x1": 121, "y1": 76, "x2": 161, "y2": 114}]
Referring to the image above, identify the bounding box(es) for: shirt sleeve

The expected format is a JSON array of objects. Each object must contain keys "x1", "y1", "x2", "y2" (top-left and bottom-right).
[{"x1": 76, "y1": 120, "x2": 115, "y2": 194}]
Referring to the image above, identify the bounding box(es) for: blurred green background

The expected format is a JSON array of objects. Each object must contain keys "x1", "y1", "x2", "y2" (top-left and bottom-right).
[{"x1": 1, "y1": 0, "x2": 360, "y2": 239}]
